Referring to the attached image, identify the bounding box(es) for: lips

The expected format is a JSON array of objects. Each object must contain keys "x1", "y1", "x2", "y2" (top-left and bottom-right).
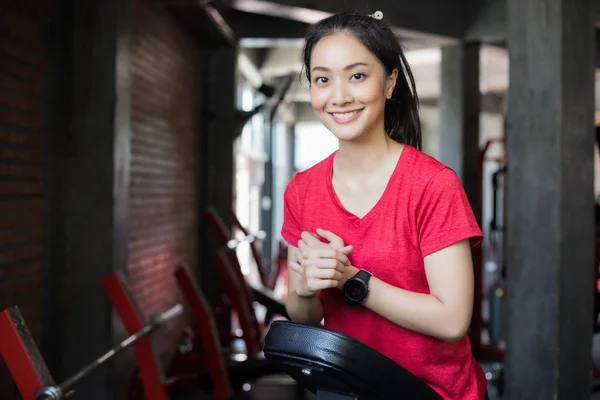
[{"x1": 328, "y1": 109, "x2": 364, "y2": 124}]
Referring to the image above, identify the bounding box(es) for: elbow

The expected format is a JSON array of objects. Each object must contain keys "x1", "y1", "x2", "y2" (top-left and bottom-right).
[
  {"x1": 442, "y1": 331, "x2": 467, "y2": 343},
  {"x1": 286, "y1": 307, "x2": 302, "y2": 323},
  {"x1": 440, "y1": 318, "x2": 470, "y2": 343},
  {"x1": 285, "y1": 304, "x2": 300, "y2": 322},
  {"x1": 285, "y1": 301, "x2": 322, "y2": 325},
  {"x1": 287, "y1": 311, "x2": 319, "y2": 325}
]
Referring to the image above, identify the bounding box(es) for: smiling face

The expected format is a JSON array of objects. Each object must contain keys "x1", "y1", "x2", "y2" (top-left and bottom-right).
[{"x1": 309, "y1": 32, "x2": 398, "y2": 142}]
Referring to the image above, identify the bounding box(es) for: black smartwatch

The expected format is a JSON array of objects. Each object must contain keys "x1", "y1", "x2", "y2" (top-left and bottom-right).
[{"x1": 343, "y1": 269, "x2": 372, "y2": 308}]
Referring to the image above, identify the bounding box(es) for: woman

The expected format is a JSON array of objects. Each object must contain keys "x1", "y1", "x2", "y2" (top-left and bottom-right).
[{"x1": 281, "y1": 11, "x2": 487, "y2": 400}]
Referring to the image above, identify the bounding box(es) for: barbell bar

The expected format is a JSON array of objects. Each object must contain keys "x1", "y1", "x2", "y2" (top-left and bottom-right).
[{"x1": 35, "y1": 304, "x2": 184, "y2": 400}]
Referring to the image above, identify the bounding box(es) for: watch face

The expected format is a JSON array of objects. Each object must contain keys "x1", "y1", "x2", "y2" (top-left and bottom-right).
[{"x1": 344, "y1": 279, "x2": 365, "y2": 301}]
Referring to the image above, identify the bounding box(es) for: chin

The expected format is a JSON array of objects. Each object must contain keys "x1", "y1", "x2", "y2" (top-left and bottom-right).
[
  {"x1": 325, "y1": 120, "x2": 378, "y2": 142},
  {"x1": 318, "y1": 116, "x2": 368, "y2": 142},
  {"x1": 328, "y1": 129, "x2": 365, "y2": 142}
]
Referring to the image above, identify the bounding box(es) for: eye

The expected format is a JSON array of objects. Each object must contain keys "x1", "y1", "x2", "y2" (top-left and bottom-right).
[
  {"x1": 314, "y1": 76, "x2": 328, "y2": 84},
  {"x1": 350, "y1": 73, "x2": 366, "y2": 81}
]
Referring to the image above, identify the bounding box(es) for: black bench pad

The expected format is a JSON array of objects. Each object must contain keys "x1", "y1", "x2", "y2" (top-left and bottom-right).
[{"x1": 263, "y1": 321, "x2": 441, "y2": 400}]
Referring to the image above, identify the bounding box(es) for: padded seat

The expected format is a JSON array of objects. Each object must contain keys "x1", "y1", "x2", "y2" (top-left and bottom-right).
[{"x1": 263, "y1": 321, "x2": 441, "y2": 400}]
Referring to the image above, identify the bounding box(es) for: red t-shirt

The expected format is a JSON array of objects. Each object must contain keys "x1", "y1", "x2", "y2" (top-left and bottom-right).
[{"x1": 281, "y1": 145, "x2": 487, "y2": 400}]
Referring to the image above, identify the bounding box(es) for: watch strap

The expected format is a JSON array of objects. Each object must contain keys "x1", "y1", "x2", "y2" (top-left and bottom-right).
[
  {"x1": 344, "y1": 269, "x2": 372, "y2": 307},
  {"x1": 354, "y1": 269, "x2": 372, "y2": 282}
]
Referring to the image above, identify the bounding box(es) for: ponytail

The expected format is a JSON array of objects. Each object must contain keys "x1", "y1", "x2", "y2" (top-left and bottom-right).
[{"x1": 385, "y1": 51, "x2": 422, "y2": 150}]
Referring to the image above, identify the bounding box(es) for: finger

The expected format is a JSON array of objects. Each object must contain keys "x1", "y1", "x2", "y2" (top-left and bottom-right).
[
  {"x1": 308, "y1": 279, "x2": 341, "y2": 291},
  {"x1": 296, "y1": 248, "x2": 306, "y2": 263},
  {"x1": 297, "y1": 240, "x2": 310, "y2": 260},
  {"x1": 297, "y1": 240, "x2": 306, "y2": 257},
  {"x1": 340, "y1": 245, "x2": 353, "y2": 255},
  {"x1": 307, "y1": 248, "x2": 350, "y2": 266},
  {"x1": 298, "y1": 238, "x2": 311, "y2": 253},
  {"x1": 316, "y1": 228, "x2": 344, "y2": 248},
  {"x1": 301, "y1": 231, "x2": 323, "y2": 246},
  {"x1": 289, "y1": 261, "x2": 304, "y2": 275},
  {"x1": 306, "y1": 267, "x2": 343, "y2": 281},
  {"x1": 306, "y1": 258, "x2": 346, "y2": 273}
]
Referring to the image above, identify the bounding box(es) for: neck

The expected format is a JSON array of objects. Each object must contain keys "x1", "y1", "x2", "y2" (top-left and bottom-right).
[{"x1": 335, "y1": 129, "x2": 401, "y2": 174}]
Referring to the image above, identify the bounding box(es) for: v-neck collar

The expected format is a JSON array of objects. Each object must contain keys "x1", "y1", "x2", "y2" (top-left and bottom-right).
[{"x1": 325, "y1": 145, "x2": 410, "y2": 227}]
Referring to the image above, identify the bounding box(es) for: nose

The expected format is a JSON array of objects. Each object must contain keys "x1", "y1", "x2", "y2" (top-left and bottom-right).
[{"x1": 331, "y1": 81, "x2": 352, "y2": 106}]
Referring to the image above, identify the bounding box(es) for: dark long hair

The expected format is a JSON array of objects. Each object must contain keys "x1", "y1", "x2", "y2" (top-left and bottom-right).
[{"x1": 302, "y1": 12, "x2": 422, "y2": 150}]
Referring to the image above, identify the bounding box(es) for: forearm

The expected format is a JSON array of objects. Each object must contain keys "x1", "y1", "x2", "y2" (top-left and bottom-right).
[
  {"x1": 285, "y1": 292, "x2": 324, "y2": 325},
  {"x1": 344, "y1": 266, "x2": 471, "y2": 342}
]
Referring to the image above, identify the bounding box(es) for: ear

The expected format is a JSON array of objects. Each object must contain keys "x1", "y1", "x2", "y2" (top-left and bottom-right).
[{"x1": 385, "y1": 68, "x2": 399, "y2": 99}]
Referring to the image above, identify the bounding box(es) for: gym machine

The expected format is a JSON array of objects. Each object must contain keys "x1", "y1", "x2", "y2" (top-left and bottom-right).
[
  {"x1": 226, "y1": 226, "x2": 267, "y2": 250},
  {"x1": 0, "y1": 304, "x2": 182, "y2": 400},
  {"x1": 263, "y1": 321, "x2": 441, "y2": 400},
  {"x1": 472, "y1": 137, "x2": 506, "y2": 362},
  {"x1": 487, "y1": 164, "x2": 506, "y2": 345},
  {"x1": 204, "y1": 207, "x2": 287, "y2": 292},
  {"x1": 204, "y1": 207, "x2": 289, "y2": 339},
  {"x1": 101, "y1": 268, "x2": 293, "y2": 400},
  {"x1": 469, "y1": 138, "x2": 506, "y2": 397}
]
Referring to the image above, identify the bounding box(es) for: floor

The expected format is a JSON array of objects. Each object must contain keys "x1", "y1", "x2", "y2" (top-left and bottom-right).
[
  {"x1": 227, "y1": 357, "x2": 600, "y2": 400},
  {"x1": 191, "y1": 300, "x2": 600, "y2": 400},
  {"x1": 172, "y1": 374, "x2": 313, "y2": 400},
  {"x1": 173, "y1": 365, "x2": 600, "y2": 400},
  {"x1": 479, "y1": 334, "x2": 600, "y2": 400}
]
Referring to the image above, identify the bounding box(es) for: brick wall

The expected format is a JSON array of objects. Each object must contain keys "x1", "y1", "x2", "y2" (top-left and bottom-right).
[
  {"x1": 0, "y1": 0, "x2": 202, "y2": 395},
  {"x1": 0, "y1": 0, "x2": 48, "y2": 397},
  {"x1": 127, "y1": 0, "x2": 201, "y2": 359}
]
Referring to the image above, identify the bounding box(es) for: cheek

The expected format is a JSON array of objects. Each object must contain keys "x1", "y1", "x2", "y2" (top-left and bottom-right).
[
  {"x1": 310, "y1": 88, "x2": 329, "y2": 110},
  {"x1": 352, "y1": 84, "x2": 385, "y2": 104}
]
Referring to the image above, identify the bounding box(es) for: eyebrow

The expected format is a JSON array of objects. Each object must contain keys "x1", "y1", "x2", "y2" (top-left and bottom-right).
[{"x1": 311, "y1": 62, "x2": 369, "y2": 73}]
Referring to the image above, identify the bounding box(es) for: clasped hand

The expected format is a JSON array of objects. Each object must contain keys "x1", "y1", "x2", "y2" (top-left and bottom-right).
[{"x1": 290, "y1": 228, "x2": 353, "y2": 298}]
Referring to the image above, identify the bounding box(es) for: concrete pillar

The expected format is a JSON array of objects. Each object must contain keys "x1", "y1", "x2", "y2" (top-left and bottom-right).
[
  {"x1": 199, "y1": 48, "x2": 237, "y2": 305},
  {"x1": 438, "y1": 42, "x2": 484, "y2": 353},
  {"x1": 595, "y1": 30, "x2": 600, "y2": 68},
  {"x1": 44, "y1": 0, "x2": 131, "y2": 398},
  {"x1": 438, "y1": 42, "x2": 481, "y2": 206},
  {"x1": 506, "y1": 0, "x2": 595, "y2": 398}
]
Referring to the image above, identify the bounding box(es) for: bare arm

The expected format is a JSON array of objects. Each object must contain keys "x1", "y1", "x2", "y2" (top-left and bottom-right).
[
  {"x1": 285, "y1": 245, "x2": 324, "y2": 324},
  {"x1": 340, "y1": 239, "x2": 474, "y2": 342}
]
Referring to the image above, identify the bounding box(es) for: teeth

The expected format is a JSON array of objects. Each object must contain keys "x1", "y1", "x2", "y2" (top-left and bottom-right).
[{"x1": 332, "y1": 111, "x2": 359, "y2": 119}]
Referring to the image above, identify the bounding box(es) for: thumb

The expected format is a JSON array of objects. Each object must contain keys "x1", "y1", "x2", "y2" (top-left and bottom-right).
[
  {"x1": 340, "y1": 245, "x2": 353, "y2": 255},
  {"x1": 288, "y1": 261, "x2": 304, "y2": 275},
  {"x1": 316, "y1": 228, "x2": 343, "y2": 247}
]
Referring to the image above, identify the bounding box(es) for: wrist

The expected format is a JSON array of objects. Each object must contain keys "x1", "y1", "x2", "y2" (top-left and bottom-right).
[
  {"x1": 341, "y1": 267, "x2": 372, "y2": 308},
  {"x1": 339, "y1": 265, "x2": 360, "y2": 290},
  {"x1": 295, "y1": 288, "x2": 319, "y2": 299}
]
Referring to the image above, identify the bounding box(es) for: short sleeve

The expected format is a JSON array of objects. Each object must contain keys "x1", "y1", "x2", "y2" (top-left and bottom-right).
[
  {"x1": 281, "y1": 175, "x2": 302, "y2": 247},
  {"x1": 417, "y1": 168, "x2": 483, "y2": 258}
]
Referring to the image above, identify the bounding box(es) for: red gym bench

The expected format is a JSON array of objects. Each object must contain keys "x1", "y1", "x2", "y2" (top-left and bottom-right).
[
  {"x1": 203, "y1": 206, "x2": 286, "y2": 292},
  {"x1": 0, "y1": 302, "x2": 181, "y2": 400},
  {"x1": 0, "y1": 307, "x2": 55, "y2": 400},
  {"x1": 203, "y1": 207, "x2": 289, "y2": 328},
  {"x1": 101, "y1": 268, "x2": 287, "y2": 400}
]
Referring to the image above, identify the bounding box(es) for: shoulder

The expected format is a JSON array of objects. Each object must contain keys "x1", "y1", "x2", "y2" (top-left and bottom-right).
[
  {"x1": 285, "y1": 151, "x2": 335, "y2": 192},
  {"x1": 403, "y1": 146, "x2": 459, "y2": 192}
]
